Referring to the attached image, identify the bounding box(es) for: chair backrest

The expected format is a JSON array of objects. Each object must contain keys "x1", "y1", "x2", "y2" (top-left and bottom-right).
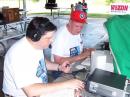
[
  {"x1": 2, "y1": 8, "x2": 20, "y2": 23},
  {"x1": 0, "y1": 13, "x2": 4, "y2": 20},
  {"x1": 47, "y1": 0, "x2": 56, "y2": 4},
  {"x1": 0, "y1": 12, "x2": 5, "y2": 24},
  {"x1": 45, "y1": 0, "x2": 57, "y2": 9}
]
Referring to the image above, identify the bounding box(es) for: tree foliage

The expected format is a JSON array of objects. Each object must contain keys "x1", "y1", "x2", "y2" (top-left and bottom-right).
[
  {"x1": 124, "y1": 0, "x2": 130, "y2": 2},
  {"x1": 32, "y1": 0, "x2": 40, "y2": 2},
  {"x1": 106, "y1": 0, "x2": 130, "y2": 5},
  {"x1": 106, "y1": 0, "x2": 115, "y2": 5}
]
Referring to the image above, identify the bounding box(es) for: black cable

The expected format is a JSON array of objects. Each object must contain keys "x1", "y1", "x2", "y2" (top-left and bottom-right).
[{"x1": 0, "y1": 42, "x2": 6, "y2": 56}]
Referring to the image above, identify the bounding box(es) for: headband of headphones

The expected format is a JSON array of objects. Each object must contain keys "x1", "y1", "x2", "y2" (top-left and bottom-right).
[{"x1": 26, "y1": 17, "x2": 57, "y2": 42}]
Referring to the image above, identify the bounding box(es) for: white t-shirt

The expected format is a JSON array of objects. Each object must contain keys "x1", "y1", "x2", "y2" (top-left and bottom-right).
[
  {"x1": 3, "y1": 37, "x2": 48, "y2": 97},
  {"x1": 52, "y1": 25, "x2": 83, "y2": 57}
]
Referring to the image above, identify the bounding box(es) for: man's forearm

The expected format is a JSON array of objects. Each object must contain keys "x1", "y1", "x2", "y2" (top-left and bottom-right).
[
  {"x1": 23, "y1": 82, "x2": 67, "y2": 97},
  {"x1": 54, "y1": 54, "x2": 88, "y2": 65},
  {"x1": 45, "y1": 59, "x2": 59, "y2": 71}
]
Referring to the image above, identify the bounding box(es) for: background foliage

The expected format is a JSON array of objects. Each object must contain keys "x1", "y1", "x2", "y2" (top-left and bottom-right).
[{"x1": 106, "y1": 0, "x2": 130, "y2": 5}]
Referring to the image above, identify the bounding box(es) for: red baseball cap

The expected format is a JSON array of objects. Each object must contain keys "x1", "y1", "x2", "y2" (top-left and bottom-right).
[{"x1": 70, "y1": 10, "x2": 87, "y2": 23}]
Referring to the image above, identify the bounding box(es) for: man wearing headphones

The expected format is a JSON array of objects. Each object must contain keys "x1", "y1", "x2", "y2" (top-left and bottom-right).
[{"x1": 2, "y1": 17, "x2": 84, "y2": 97}]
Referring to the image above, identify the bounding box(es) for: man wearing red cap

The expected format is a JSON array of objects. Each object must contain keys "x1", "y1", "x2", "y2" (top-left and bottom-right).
[{"x1": 51, "y1": 10, "x2": 94, "y2": 71}]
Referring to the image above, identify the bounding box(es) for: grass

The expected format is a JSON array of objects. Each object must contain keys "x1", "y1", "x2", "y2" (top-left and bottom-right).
[
  {"x1": 28, "y1": 12, "x2": 114, "y2": 19},
  {"x1": 87, "y1": 13, "x2": 114, "y2": 18}
]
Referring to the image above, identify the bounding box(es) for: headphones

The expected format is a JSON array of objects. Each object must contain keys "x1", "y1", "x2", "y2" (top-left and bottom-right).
[
  {"x1": 32, "y1": 28, "x2": 42, "y2": 42},
  {"x1": 32, "y1": 23, "x2": 47, "y2": 42}
]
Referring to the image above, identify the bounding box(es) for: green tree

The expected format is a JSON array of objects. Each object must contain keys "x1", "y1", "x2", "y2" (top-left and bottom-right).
[
  {"x1": 106, "y1": 0, "x2": 130, "y2": 5},
  {"x1": 32, "y1": 0, "x2": 40, "y2": 2},
  {"x1": 106, "y1": 0, "x2": 116, "y2": 5},
  {"x1": 123, "y1": 0, "x2": 130, "y2": 2}
]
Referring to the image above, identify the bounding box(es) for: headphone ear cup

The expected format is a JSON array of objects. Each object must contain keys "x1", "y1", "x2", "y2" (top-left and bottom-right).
[
  {"x1": 32, "y1": 23, "x2": 46, "y2": 42},
  {"x1": 32, "y1": 31, "x2": 41, "y2": 41}
]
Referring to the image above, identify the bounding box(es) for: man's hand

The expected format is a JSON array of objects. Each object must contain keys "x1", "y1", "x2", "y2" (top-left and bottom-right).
[
  {"x1": 59, "y1": 61, "x2": 71, "y2": 73},
  {"x1": 78, "y1": 48, "x2": 95, "y2": 61},
  {"x1": 65, "y1": 79, "x2": 85, "y2": 97},
  {"x1": 83, "y1": 48, "x2": 95, "y2": 57}
]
